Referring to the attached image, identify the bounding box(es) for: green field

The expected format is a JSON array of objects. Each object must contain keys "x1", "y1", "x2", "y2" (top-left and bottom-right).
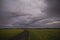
[
  {"x1": 0, "y1": 29, "x2": 24, "y2": 40},
  {"x1": 29, "y1": 29, "x2": 60, "y2": 40},
  {"x1": 0, "y1": 28, "x2": 60, "y2": 40}
]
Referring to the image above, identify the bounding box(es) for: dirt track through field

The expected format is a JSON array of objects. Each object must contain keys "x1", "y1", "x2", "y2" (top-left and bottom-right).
[{"x1": 9, "y1": 30, "x2": 29, "y2": 40}]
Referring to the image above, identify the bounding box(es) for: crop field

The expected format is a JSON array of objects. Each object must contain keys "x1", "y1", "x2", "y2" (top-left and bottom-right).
[
  {"x1": 0, "y1": 28, "x2": 60, "y2": 40},
  {"x1": 0, "y1": 29, "x2": 24, "y2": 40}
]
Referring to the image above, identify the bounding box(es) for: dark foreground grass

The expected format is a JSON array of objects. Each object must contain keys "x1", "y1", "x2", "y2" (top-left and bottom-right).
[
  {"x1": 29, "y1": 29, "x2": 60, "y2": 40},
  {"x1": 0, "y1": 29, "x2": 23, "y2": 40},
  {"x1": 0, "y1": 28, "x2": 60, "y2": 40}
]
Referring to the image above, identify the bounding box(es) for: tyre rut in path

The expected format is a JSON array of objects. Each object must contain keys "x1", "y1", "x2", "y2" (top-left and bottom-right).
[{"x1": 9, "y1": 30, "x2": 29, "y2": 40}]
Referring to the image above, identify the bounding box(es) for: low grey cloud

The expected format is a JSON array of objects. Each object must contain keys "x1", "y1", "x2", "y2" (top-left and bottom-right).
[
  {"x1": 0, "y1": 0, "x2": 60, "y2": 28},
  {"x1": 30, "y1": 17, "x2": 60, "y2": 28}
]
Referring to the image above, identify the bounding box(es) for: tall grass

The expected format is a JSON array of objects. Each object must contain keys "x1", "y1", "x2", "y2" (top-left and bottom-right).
[
  {"x1": 0, "y1": 29, "x2": 23, "y2": 40},
  {"x1": 29, "y1": 29, "x2": 60, "y2": 40}
]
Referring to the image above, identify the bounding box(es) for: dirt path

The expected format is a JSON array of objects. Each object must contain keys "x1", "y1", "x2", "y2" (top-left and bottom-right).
[{"x1": 9, "y1": 30, "x2": 29, "y2": 40}]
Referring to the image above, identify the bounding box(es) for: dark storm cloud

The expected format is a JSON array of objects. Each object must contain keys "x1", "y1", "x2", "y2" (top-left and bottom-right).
[
  {"x1": 0, "y1": 0, "x2": 60, "y2": 28},
  {"x1": 45, "y1": 0, "x2": 60, "y2": 17},
  {"x1": 30, "y1": 17, "x2": 60, "y2": 28},
  {"x1": 0, "y1": 12, "x2": 31, "y2": 25}
]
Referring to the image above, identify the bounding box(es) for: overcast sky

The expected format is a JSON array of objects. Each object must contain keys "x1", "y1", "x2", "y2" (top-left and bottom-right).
[{"x1": 0, "y1": 0, "x2": 60, "y2": 28}]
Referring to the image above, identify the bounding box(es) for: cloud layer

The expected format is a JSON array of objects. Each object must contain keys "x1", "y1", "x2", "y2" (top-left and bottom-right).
[{"x1": 0, "y1": 0, "x2": 60, "y2": 28}]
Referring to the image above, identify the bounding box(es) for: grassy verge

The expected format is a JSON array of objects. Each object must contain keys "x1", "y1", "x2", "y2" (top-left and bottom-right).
[
  {"x1": 0, "y1": 29, "x2": 23, "y2": 40},
  {"x1": 29, "y1": 29, "x2": 60, "y2": 40}
]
